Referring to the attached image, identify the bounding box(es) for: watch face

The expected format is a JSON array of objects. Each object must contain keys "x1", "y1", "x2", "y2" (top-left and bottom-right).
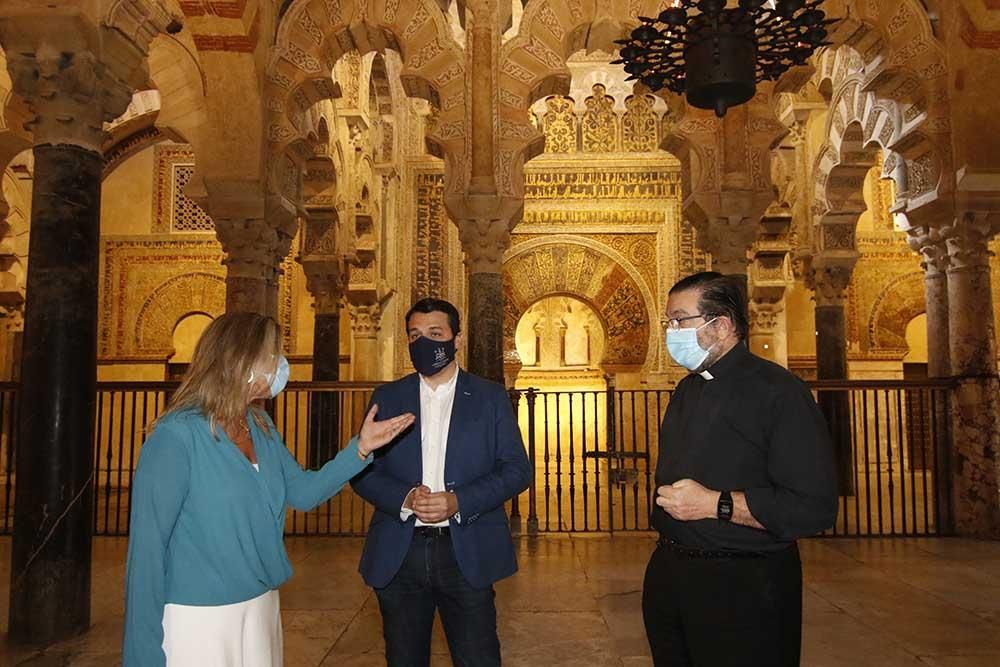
[{"x1": 718, "y1": 493, "x2": 734, "y2": 521}]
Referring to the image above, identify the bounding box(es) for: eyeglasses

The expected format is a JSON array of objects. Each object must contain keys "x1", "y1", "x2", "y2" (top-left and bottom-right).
[{"x1": 665, "y1": 314, "x2": 714, "y2": 331}]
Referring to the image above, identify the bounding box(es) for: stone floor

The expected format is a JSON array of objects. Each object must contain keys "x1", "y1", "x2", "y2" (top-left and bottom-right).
[{"x1": 1, "y1": 535, "x2": 999, "y2": 666}]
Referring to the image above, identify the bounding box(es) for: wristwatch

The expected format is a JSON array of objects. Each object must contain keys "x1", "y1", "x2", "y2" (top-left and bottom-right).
[{"x1": 717, "y1": 490, "x2": 733, "y2": 522}]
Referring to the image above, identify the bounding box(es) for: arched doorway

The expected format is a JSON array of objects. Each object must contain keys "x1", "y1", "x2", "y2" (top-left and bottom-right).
[{"x1": 167, "y1": 312, "x2": 214, "y2": 380}]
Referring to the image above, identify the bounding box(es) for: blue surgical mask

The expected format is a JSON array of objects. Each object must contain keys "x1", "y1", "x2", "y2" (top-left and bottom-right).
[
  {"x1": 269, "y1": 355, "x2": 290, "y2": 397},
  {"x1": 665, "y1": 319, "x2": 718, "y2": 371},
  {"x1": 249, "y1": 355, "x2": 290, "y2": 398}
]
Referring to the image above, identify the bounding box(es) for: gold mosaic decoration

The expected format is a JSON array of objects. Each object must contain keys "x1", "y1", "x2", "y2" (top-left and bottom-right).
[{"x1": 101, "y1": 237, "x2": 297, "y2": 358}]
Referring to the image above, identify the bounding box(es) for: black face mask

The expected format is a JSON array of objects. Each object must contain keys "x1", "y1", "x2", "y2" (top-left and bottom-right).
[{"x1": 408, "y1": 336, "x2": 456, "y2": 377}]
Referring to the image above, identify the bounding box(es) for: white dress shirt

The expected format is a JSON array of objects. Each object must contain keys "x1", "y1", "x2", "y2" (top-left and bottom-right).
[{"x1": 400, "y1": 368, "x2": 459, "y2": 527}]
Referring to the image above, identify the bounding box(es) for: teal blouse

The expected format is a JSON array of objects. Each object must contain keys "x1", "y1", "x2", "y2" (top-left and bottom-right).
[{"x1": 122, "y1": 408, "x2": 371, "y2": 666}]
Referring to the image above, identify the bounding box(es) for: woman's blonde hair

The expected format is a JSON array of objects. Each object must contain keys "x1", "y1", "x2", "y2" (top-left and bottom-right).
[{"x1": 155, "y1": 312, "x2": 281, "y2": 435}]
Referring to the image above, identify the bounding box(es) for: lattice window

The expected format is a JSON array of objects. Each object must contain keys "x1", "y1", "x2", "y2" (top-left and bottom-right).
[{"x1": 171, "y1": 164, "x2": 214, "y2": 233}]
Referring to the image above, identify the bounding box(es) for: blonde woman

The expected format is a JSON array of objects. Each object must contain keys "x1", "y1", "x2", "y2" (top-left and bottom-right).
[{"x1": 122, "y1": 313, "x2": 413, "y2": 667}]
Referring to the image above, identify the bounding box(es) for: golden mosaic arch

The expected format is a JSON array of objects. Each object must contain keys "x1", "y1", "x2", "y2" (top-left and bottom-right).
[
  {"x1": 867, "y1": 271, "x2": 925, "y2": 352},
  {"x1": 134, "y1": 272, "x2": 226, "y2": 356},
  {"x1": 502, "y1": 237, "x2": 657, "y2": 369}
]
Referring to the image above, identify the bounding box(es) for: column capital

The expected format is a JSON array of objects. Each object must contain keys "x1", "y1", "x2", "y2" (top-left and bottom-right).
[
  {"x1": 214, "y1": 218, "x2": 292, "y2": 284},
  {"x1": 698, "y1": 215, "x2": 761, "y2": 276},
  {"x1": 749, "y1": 299, "x2": 783, "y2": 334},
  {"x1": 0, "y1": 11, "x2": 155, "y2": 152},
  {"x1": 906, "y1": 225, "x2": 950, "y2": 277},
  {"x1": 301, "y1": 259, "x2": 346, "y2": 315},
  {"x1": 942, "y1": 212, "x2": 1000, "y2": 272},
  {"x1": 446, "y1": 193, "x2": 522, "y2": 275},
  {"x1": 347, "y1": 301, "x2": 384, "y2": 339},
  {"x1": 806, "y1": 256, "x2": 857, "y2": 308}
]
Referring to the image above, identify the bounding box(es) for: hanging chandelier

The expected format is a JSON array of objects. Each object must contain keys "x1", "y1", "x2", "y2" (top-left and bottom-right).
[{"x1": 613, "y1": 0, "x2": 833, "y2": 117}]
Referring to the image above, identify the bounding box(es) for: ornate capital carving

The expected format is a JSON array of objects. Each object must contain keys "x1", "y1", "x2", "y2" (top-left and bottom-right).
[
  {"x1": 697, "y1": 216, "x2": 761, "y2": 276},
  {"x1": 214, "y1": 218, "x2": 293, "y2": 284},
  {"x1": 749, "y1": 300, "x2": 783, "y2": 334},
  {"x1": 347, "y1": 301, "x2": 383, "y2": 339},
  {"x1": 906, "y1": 225, "x2": 950, "y2": 277},
  {"x1": 806, "y1": 259, "x2": 856, "y2": 308},
  {"x1": 456, "y1": 217, "x2": 512, "y2": 274},
  {"x1": 301, "y1": 260, "x2": 345, "y2": 315},
  {"x1": 6, "y1": 44, "x2": 135, "y2": 151},
  {"x1": 942, "y1": 212, "x2": 1000, "y2": 272}
]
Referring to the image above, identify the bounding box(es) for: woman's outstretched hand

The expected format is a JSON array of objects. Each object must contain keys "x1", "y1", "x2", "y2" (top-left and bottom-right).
[{"x1": 358, "y1": 404, "x2": 415, "y2": 456}]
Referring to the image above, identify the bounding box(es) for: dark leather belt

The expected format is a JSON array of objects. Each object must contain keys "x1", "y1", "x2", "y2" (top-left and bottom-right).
[
  {"x1": 414, "y1": 525, "x2": 450, "y2": 537},
  {"x1": 656, "y1": 536, "x2": 766, "y2": 559}
]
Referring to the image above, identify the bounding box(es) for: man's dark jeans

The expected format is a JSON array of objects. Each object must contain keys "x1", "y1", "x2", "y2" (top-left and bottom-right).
[{"x1": 375, "y1": 530, "x2": 501, "y2": 667}]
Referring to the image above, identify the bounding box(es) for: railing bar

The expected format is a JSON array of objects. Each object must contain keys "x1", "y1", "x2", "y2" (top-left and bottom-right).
[
  {"x1": 2, "y1": 392, "x2": 11, "y2": 533},
  {"x1": 862, "y1": 390, "x2": 872, "y2": 536},
  {"x1": 643, "y1": 391, "x2": 652, "y2": 532},
  {"x1": 631, "y1": 391, "x2": 639, "y2": 530},
  {"x1": 555, "y1": 392, "x2": 563, "y2": 531},
  {"x1": 581, "y1": 390, "x2": 589, "y2": 531},
  {"x1": 920, "y1": 388, "x2": 931, "y2": 534},
  {"x1": 896, "y1": 389, "x2": 909, "y2": 535},
  {"x1": 568, "y1": 391, "x2": 576, "y2": 532},
  {"x1": 544, "y1": 393, "x2": 551, "y2": 532},
  {"x1": 851, "y1": 389, "x2": 861, "y2": 536},
  {"x1": 617, "y1": 389, "x2": 626, "y2": 530}
]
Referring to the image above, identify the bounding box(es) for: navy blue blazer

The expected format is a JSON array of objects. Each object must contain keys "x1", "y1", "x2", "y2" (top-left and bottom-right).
[{"x1": 351, "y1": 370, "x2": 531, "y2": 589}]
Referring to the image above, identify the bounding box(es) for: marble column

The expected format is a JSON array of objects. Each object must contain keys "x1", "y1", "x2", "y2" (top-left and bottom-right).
[
  {"x1": 943, "y1": 213, "x2": 1000, "y2": 537},
  {"x1": 810, "y1": 262, "x2": 855, "y2": 496},
  {"x1": 3, "y1": 44, "x2": 134, "y2": 643},
  {"x1": 457, "y1": 218, "x2": 510, "y2": 384},
  {"x1": 909, "y1": 229, "x2": 953, "y2": 530}
]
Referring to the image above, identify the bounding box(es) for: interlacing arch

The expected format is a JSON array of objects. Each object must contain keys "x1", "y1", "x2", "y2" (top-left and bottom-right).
[
  {"x1": 267, "y1": 0, "x2": 463, "y2": 169},
  {"x1": 817, "y1": 0, "x2": 952, "y2": 218}
]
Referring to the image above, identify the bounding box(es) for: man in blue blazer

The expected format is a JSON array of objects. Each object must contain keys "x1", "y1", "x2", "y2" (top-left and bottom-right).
[{"x1": 351, "y1": 297, "x2": 531, "y2": 667}]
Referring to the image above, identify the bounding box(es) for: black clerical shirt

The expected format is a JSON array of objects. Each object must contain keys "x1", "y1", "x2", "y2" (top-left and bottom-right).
[{"x1": 653, "y1": 342, "x2": 839, "y2": 552}]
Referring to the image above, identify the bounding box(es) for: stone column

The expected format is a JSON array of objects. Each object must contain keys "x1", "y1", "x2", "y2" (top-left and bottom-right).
[
  {"x1": 701, "y1": 214, "x2": 760, "y2": 294},
  {"x1": 2, "y1": 42, "x2": 134, "y2": 643},
  {"x1": 909, "y1": 229, "x2": 951, "y2": 378},
  {"x1": 943, "y1": 213, "x2": 1000, "y2": 537},
  {"x1": 748, "y1": 300, "x2": 786, "y2": 365},
  {"x1": 748, "y1": 212, "x2": 792, "y2": 365},
  {"x1": 457, "y1": 217, "x2": 511, "y2": 384},
  {"x1": 348, "y1": 301, "x2": 382, "y2": 381},
  {"x1": 809, "y1": 260, "x2": 856, "y2": 496},
  {"x1": 302, "y1": 257, "x2": 345, "y2": 464},
  {"x1": 907, "y1": 227, "x2": 952, "y2": 529},
  {"x1": 214, "y1": 214, "x2": 294, "y2": 318}
]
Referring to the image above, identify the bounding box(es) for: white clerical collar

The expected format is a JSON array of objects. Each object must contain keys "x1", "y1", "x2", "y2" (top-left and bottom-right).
[{"x1": 699, "y1": 370, "x2": 715, "y2": 381}]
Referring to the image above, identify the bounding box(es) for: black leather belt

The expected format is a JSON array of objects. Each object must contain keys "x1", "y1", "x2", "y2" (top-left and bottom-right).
[
  {"x1": 656, "y1": 536, "x2": 766, "y2": 559},
  {"x1": 414, "y1": 525, "x2": 450, "y2": 537}
]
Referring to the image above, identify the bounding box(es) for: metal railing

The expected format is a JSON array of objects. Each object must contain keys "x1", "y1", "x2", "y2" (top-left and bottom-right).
[{"x1": 0, "y1": 379, "x2": 954, "y2": 538}]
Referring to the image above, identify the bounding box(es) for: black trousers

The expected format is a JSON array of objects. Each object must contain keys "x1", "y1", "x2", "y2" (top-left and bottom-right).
[
  {"x1": 374, "y1": 530, "x2": 501, "y2": 667},
  {"x1": 642, "y1": 541, "x2": 803, "y2": 667}
]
